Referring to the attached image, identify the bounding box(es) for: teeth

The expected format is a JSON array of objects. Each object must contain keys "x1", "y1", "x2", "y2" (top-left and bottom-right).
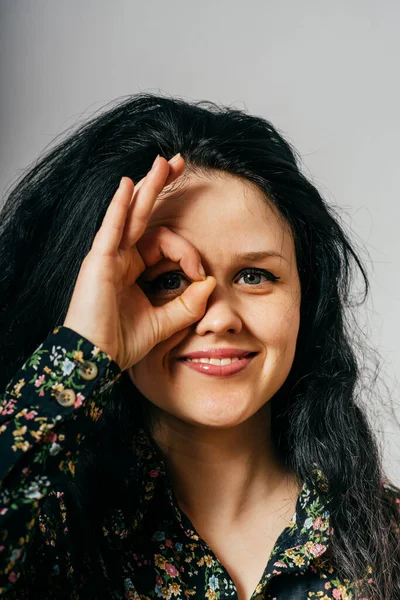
[{"x1": 185, "y1": 356, "x2": 242, "y2": 365}]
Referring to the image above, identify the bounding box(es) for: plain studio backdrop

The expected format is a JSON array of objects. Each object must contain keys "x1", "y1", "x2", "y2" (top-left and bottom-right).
[{"x1": 0, "y1": 0, "x2": 399, "y2": 483}]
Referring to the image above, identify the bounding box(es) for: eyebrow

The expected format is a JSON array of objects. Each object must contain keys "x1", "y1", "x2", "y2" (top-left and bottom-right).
[
  {"x1": 232, "y1": 251, "x2": 289, "y2": 264},
  {"x1": 141, "y1": 250, "x2": 289, "y2": 279}
]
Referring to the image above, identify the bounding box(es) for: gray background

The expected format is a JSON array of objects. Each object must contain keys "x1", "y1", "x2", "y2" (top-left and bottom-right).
[{"x1": 1, "y1": 0, "x2": 399, "y2": 483}]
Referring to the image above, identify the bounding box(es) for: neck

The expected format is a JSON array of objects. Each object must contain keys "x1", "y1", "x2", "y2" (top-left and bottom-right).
[{"x1": 151, "y1": 403, "x2": 300, "y2": 529}]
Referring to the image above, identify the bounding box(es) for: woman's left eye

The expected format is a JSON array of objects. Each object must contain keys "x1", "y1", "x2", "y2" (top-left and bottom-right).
[
  {"x1": 143, "y1": 268, "x2": 280, "y2": 295},
  {"x1": 236, "y1": 268, "x2": 280, "y2": 286}
]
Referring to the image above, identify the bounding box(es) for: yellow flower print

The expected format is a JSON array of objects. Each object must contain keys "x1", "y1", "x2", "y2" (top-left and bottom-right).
[
  {"x1": 205, "y1": 590, "x2": 217, "y2": 600},
  {"x1": 285, "y1": 548, "x2": 296, "y2": 558},
  {"x1": 304, "y1": 541, "x2": 314, "y2": 555},
  {"x1": 12, "y1": 425, "x2": 27, "y2": 437},
  {"x1": 155, "y1": 554, "x2": 168, "y2": 569},
  {"x1": 320, "y1": 519, "x2": 329, "y2": 532},
  {"x1": 335, "y1": 585, "x2": 350, "y2": 600},
  {"x1": 168, "y1": 582, "x2": 181, "y2": 596},
  {"x1": 197, "y1": 557, "x2": 205, "y2": 567},
  {"x1": 73, "y1": 350, "x2": 85, "y2": 363},
  {"x1": 161, "y1": 586, "x2": 172, "y2": 599},
  {"x1": 326, "y1": 563, "x2": 334, "y2": 574},
  {"x1": 184, "y1": 556, "x2": 193, "y2": 563},
  {"x1": 293, "y1": 555, "x2": 305, "y2": 567},
  {"x1": 204, "y1": 555, "x2": 214, "y2": 567},
  {"x1": 11, "y1": 440, "x2": 30, "y2": 452},
  {"x1": 145, "y1": 482, "x2": 154, "y2": 492},
  {"x1": 52, "y1": 383, "x2": 65, "y2": 393},
  {"x1": 43, "y1": 366, "x2": 52, "y2": 374},
  {"x1": 89, "y1": 402, "x2": 103, "y2": 421},
  {"x1": 13, "y1": 379, "x2": 26, "y2": 397}
]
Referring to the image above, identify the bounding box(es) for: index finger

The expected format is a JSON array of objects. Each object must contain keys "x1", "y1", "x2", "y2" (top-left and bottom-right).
[{"x1": 133, "y1": 154, "x2": 183, "y2": 196}]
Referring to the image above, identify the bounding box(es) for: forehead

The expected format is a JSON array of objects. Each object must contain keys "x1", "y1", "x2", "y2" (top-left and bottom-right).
[{"x1": 146, "y1": 172, "x2": 291, "y2": 248}]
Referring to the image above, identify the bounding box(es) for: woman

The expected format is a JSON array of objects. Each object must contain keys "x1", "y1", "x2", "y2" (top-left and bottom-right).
[{"x1": 0, "y1": 93, "x2": 399, "y2": 600}]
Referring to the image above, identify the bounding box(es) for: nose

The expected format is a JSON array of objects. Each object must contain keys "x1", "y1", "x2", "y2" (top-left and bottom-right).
[{"x1": 193, "y1": 284, "x2": 243, "y2": 336}]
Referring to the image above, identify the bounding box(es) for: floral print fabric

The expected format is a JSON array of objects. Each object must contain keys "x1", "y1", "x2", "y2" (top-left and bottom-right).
[{"x1": 0, "y1": 325, "x2": 399, "y2": 599}]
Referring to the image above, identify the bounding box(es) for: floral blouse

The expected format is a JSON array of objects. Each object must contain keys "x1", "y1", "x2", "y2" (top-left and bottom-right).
[{"x1": 0, "y1": 325, "x2": 399, "y2": 599}]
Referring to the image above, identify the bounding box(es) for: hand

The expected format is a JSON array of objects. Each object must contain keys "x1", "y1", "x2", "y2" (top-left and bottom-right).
[{"x1": 63, "y1": 154, "x2": 216, "y2": 371}]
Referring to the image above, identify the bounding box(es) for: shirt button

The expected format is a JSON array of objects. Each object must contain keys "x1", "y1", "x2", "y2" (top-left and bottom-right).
[
  {"x1": 56, "y1": 388, "x2": 76, "y2": 407},
  {"x1": 78, "y1": 361, "x2": 99, "y2": 381}
]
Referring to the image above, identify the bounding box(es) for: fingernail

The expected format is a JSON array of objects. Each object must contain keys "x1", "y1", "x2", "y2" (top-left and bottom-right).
[
  {"x1": 198, "y1": 263, "x2": 206, "y2": 278},
  {"x1": 168, "y1": 152, "x2": 181, "y2": 165},
  {"x1": 152, "y1": 154, "x2": 160, "y2": 169}
]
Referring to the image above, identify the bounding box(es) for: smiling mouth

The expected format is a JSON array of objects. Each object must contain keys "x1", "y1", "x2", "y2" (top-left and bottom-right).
[
  {"x1": 179, "y1": 352, "x2": 257, "y2": 364},
  {"x1": 177, "y1": 353, "x2": 258, "y2": 377}
]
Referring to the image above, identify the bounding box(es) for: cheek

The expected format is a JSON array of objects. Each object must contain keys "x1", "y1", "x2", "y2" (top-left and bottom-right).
[
  {"x1": 256, "y1": 299, "x2": 300, "y2": 341},
  {"x1": 128, "y1": 328, "x2": 191, "y2": 385},
  {"x1": 127, "y1": 357, "x2": 152, "y2": 389},
  {"x1": 127, "y1": 345, "x2": 169, "y2": 389},
  {"x1": 129, "y1": 359, "x2": 152, "y2": 383}
]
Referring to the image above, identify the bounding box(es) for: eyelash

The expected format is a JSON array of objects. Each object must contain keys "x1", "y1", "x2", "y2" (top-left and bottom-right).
[{"x1": 143, "y1": 268, "x2": 280, "y2": 295}]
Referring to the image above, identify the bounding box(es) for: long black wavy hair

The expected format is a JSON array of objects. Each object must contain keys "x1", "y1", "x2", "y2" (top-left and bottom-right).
[{"x1": 0, "y1": 92, "x2": 399, "y2": 599}]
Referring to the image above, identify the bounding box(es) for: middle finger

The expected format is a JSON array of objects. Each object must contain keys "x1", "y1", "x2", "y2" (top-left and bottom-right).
[{"x1": 136, "y1": 226, "x2": 205, "y2": 289}]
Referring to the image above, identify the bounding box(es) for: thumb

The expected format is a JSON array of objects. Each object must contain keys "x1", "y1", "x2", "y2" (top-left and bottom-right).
[{"x1": 155, "y1": 276, "x2": 216, "y2": 343}]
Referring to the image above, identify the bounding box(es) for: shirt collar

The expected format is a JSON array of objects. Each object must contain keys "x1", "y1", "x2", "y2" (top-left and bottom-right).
[{"x1": 130, "y1": 426, "x2": 333, "y2": 580}]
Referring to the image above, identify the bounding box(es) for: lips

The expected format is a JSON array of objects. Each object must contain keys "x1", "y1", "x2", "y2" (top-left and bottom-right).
[
  {"x1": 178, "y1": 349, "x2": 256, "y2": 359},
  {"x1": 177, "y1": 353, "x2": 257, "y2": 377}
]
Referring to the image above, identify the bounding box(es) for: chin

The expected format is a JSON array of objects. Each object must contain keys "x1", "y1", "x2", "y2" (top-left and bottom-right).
[
  {"x1": 175, "y1": 397, "x2": 260, "y2": 430},
  {"x1": 193, "y1": 417, "x2": 250, "y2": 430}
]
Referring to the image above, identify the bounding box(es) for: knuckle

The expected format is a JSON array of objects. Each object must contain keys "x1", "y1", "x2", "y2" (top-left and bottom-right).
[
  {"x1": 110, "y1": 222, "x2": 125, "y2": 233},
  {"x1": 178, "y1": 294, "x2": 197, "y2": 318},
  {"x1": 132, "y1": 245, "x2": 146, "y2": 272},
  {"x1": 151, "y1": 314, "x2": 161, "y2": 341},
  {"x1": 144, "y1": 181, "x2": 160, "y2": 196}
]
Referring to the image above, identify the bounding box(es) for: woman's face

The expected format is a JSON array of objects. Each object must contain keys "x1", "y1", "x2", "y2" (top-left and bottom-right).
[{"x1": 127, "y1": 171, "x2": 301, "y2": 429}]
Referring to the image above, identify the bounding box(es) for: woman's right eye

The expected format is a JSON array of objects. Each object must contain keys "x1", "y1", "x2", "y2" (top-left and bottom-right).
[{"x1": 139, "y1": 272, "x2": 190, "y2": 296}]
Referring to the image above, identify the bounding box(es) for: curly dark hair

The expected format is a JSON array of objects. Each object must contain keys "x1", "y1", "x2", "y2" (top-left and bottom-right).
[{"x1": 0, "y1": 92, "x2": 399, "y2": 599}]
